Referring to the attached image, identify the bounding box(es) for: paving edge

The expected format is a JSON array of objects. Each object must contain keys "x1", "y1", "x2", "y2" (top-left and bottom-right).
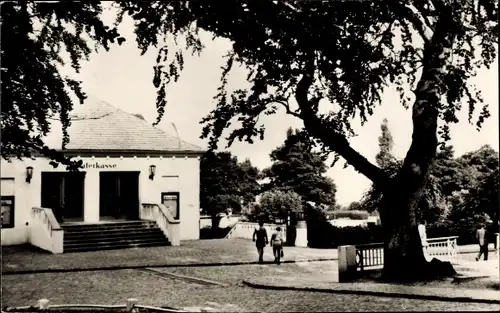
[
  {"x1": 1, "y1": 257, "x2": 337, "y2": 275},
  {"x1": 242, "y1": 280, "x2": 500, "y2": 305}
]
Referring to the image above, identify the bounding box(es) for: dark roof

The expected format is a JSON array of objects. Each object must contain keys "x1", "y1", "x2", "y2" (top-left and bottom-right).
[{"x1": 43, "y1": 96, "x2": 205, "y2": 154}]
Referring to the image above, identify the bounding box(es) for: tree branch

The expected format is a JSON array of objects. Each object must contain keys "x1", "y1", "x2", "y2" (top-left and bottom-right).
[
  {"x1": 392, "y1": 1, "x2": 435, "y2": 44},
  {"x1": 295, "y1": 57, "x2": 389, "y2": 186}
]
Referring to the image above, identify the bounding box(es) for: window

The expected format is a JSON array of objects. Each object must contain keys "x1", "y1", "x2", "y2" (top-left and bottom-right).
[
  {"x1": 161, "y1": 192, "x2": 180, "y2": 220},
  {"x1": 1, "y1": 196, "x2": 15, "y2": 228}
]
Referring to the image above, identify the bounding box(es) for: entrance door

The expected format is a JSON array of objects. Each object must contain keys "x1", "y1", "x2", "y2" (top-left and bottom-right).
[
  {"x1": 99, "y1": 172, "x2": 139, "y2": 220},
  {"x1": 41, "y1": 172, "x2": 85, "y2": 222}
]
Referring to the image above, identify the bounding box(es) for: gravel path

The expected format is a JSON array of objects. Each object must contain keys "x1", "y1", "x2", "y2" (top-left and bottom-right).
[
  {"x1": 2, "y1": 267, "x2": 499, "y2": 312},
  {"x1": 1, "y1": 239, "x2": 337, "y2": 273}
]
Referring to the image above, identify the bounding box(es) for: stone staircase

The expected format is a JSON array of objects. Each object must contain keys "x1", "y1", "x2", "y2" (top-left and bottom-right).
[{"x1": 62, "y1": 221, "x2": 170, "y2": 253}]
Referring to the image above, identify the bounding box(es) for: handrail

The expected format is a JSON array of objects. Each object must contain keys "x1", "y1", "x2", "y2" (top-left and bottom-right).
[
  {"x1": 32, "y1": 207, "x2": 62, "y2": 233},
  {"x1": 142, "y1": 203, "x2": 180, "y2": 224},
  {"x1": 224, "y1": 223, "x2": 239, "y2": 239}
]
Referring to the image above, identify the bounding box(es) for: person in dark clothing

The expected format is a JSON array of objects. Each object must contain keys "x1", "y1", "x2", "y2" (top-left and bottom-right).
[
  {"x1": 476, "y1": 224, "x2": 489, "y2": 261},
  {"x1": 252, "y1": 220, "x2": 268, "y2": 263}
]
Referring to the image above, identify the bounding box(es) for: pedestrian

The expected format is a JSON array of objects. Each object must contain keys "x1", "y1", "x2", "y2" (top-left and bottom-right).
[
  {"x1": 252, "y1": 220, "x2": 268, "y2": 263},
  {"x1": 476, "y1": 223, "x2": 488, "y2": 261},
  {"x1": 271, "y1": 226, "x2": 285, "y2": 264}
]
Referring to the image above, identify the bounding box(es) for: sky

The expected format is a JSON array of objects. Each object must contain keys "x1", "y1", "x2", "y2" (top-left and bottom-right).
[{"x1": 63, "y1": 6, "x2": 499, "y2": 206}]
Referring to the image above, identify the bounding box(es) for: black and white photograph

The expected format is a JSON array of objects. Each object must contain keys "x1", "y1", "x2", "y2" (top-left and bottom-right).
[{"x1": 1, "y1": 0, "x2": 499, "y2": 312}]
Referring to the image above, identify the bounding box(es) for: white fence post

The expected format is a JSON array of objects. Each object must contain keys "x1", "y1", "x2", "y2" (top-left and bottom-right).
[
  {"x1": 38, "y1": 299, "x2": 50, "y2": 310},
  {"x1": 338, "y1": 245, "x2": 357, "y2": 282},
  {"x1": 126, "y1": 298, "x2": 138, "y2": 313}
]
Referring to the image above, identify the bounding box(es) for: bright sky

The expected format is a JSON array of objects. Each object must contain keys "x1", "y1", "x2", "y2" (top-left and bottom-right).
[{"x1": 66, "y1": 7, "x2": 499, "y2": 206}]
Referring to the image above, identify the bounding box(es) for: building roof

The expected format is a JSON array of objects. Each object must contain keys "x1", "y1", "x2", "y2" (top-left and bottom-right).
[{"x1": 43, "y1": 96, "x2": 205, "y2": 155}]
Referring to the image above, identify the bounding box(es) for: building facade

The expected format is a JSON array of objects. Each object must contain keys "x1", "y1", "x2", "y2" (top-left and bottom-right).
[{"x1": 1, "y1": 97, "x2": 204, "y2": 246}]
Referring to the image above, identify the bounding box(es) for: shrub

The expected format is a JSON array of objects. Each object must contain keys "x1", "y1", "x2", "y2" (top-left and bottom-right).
[
  {"x1": 199, "y1": 225, "x2": 233, "y2": 239},
  {"x1": 305, "y1": 203, "x2": 383, "y2": 248},
  {"x1": 331, "y1": 210, "x2": 369, "y2": 220},
  {"x1": 427, "y1": 219, "x2": 499, "y2": 246}
]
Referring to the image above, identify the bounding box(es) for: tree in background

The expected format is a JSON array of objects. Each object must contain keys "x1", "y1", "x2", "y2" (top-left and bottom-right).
[
  {"x1": 263, "y1": 128, "x2": 337, "y2": 207},
  {"x1": 200, "y1": 151, "x2": 260, "y2": 228},
  {"x1": 447, "y1": 145, "x2": 499, "y2": 225},
  {"x1": 238, "y1": 158, "x2": 261, "y2": 206},
  {"x1": 362, "y1": 119, "x2": 452, "y2": 223},
  {"x1": 258, "y1": 190, "x2": 303, "y2": 223},
  {"x1": 4, "y1": 0, "x2": 498, "y2": 281}
]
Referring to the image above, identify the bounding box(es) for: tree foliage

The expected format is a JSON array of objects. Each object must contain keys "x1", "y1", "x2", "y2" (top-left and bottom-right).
[
  {"x1": 262, "y1": 128, "x2": 337, "y2": 207},
  {"x1": 258, "y1": 189, "x2": 303, "y2": 222},
  {"x1": 1, "y1": 1, "x2": 125, "y2": 169},
  {"x1": 362, "y1": 118, "x2": 454, "y2": 222},
  {"x1": 200, "y1": 151, "x2": 260, "y2": 220},
  {"x1": 118, "y1": 1, "x2": 497, "y2": 169}
]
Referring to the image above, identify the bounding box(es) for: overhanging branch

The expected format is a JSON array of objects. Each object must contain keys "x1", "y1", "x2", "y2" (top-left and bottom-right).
[
  {"x1": 295, "y1": 58, "x2": 389, "y2": 186},
  {"x1": 391, "y1": 1, "x2": 435, "y2": 44}
]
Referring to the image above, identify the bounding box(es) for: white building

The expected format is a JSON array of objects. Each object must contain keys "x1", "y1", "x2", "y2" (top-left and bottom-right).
[{"x1": 1, "y1": 97, "x2": 204, "y2": 252}]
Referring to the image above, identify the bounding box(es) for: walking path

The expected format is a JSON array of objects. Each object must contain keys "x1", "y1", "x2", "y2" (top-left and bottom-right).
[
  {"x1": 243, "y1": 277, "x2": 500, "y2": 304},
  {"x1": 1, "y1": 239, "x2": 337, "y2": 274},
  {"x1": 2, "y1": 239, "x2": 498, "y2": 304}
]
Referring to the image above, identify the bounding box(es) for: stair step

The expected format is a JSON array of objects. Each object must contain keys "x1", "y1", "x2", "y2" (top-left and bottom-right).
[
  {"x1": 64, "y1": 237, "x2": 170, "y2": 248},
  {"x1": 63, "y1": 240, "x2": 171, "y2": 253},
  {"x1": 64, "y1": 233, "x2": 167, "y2": 244},
  {"x1": 62, "y1": 220, "x2": 171, "y2": 253},
  {"x1": 64, "y1": 227, "x2": 164, "y2": 238},
  {"x1": 62, "y1": 221, "x2": 157, "y2": 231}
]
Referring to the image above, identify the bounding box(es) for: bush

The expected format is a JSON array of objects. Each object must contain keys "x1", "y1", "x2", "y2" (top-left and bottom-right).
[
  {"x1": 199, "y1": 226, "x2": 233, "y2": 239},
  {"x1": 305, "y1": 204, "x2": 383, "y2": 248},
  {"x1": 331, "y1": 210, "x2": 369, "y2": 220},
  {"x1": 427, "y1": 220, "x2": 499, "y2": 246}
]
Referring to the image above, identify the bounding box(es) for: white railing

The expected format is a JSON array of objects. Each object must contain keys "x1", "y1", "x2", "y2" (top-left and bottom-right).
[
  {"x1": 30, "y1": 207, "x2": 63, "y2": 254},
  {"x1": 355, "y1": 242, "x2": 384, "y2": 271},
  {"x1": 354, "y1": 236, "x2": 459, "y2": 273},
  {"x1": 426, "y1": 236, "x2": 458, "y2": 264},
  {"x1": 141, "y1": 203, "x2": 180, "y2": 246},
  {"x1": 224, "y1": 222, "x2": 286, "y2": 241}
]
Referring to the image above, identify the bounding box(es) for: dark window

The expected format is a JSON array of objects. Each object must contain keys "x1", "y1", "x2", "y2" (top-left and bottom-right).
[
  {"x1": 1, "y1": 196, "x2": 15, "y2": 228},
  {"x1": 161, "y1": 192, "x2": 180, "y2": 220}
]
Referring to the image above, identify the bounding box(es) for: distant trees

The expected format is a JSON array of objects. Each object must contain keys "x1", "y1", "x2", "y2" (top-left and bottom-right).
[
  {"x1": 200, "y1": 151, "x2": 260, "y2": 228},
  {"x1": 362, "y1": 119, "x2": 499, "y2": 226},
  {"x1": 262, "y1": 128, "x2": 337, "y2": 208}
]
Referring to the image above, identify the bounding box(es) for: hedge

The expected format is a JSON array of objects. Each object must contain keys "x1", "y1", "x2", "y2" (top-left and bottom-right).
[
  {"x1": 200, "y1": 226, "x2": 233, "y2": 239},
  {"x1": 306, "y1": 219, "x2": 499, "y2": 248},
  {"x1": 330, "y1": 210, "x2": 370, "y2": 220}
]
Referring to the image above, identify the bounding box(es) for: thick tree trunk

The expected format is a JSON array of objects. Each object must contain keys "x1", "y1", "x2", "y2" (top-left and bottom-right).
[{"x1": 379, "y1": 12, "x2": 458, "y2": 282}]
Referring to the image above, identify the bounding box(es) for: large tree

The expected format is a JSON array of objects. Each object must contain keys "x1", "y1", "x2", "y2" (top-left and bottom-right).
[
  {"x1": 263, "y1": 128, "x2": 337, "y2": 207},
  {"x1": 3, "y1": 1, "x2": 498, "y2": 281}
]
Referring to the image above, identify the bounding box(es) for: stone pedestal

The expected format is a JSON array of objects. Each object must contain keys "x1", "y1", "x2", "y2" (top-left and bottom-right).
[
  {"x1": 338, "y1": 245, "x2": 357, "y2": 282},
  {"x1": 295, "y1": 220, "x2": 308, "y2": 247}
]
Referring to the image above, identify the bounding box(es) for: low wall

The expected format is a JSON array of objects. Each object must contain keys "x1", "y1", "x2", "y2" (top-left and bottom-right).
[{"x1": 226, "y1": 221, "x2": 308, "y2": 247}]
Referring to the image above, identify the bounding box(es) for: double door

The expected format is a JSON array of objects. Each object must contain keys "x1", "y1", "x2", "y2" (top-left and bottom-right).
[
  {"x1": 41, "y1": 172, "x2": 85, "y2": 222},
  {"x1": 99, "y1": 172, "x2": 139, "y2": 220}
]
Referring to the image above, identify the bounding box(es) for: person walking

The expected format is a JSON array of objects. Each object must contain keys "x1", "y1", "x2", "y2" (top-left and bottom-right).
[
  {"x1": 271, "y1": 226, "x2": 284, "y2": 265},
  {"x1": 253, "y1": 220, "x2": 268, "y2": 263},
  {"x1": 476, "y1": 224, "x2": 488, "y2": 261}
]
